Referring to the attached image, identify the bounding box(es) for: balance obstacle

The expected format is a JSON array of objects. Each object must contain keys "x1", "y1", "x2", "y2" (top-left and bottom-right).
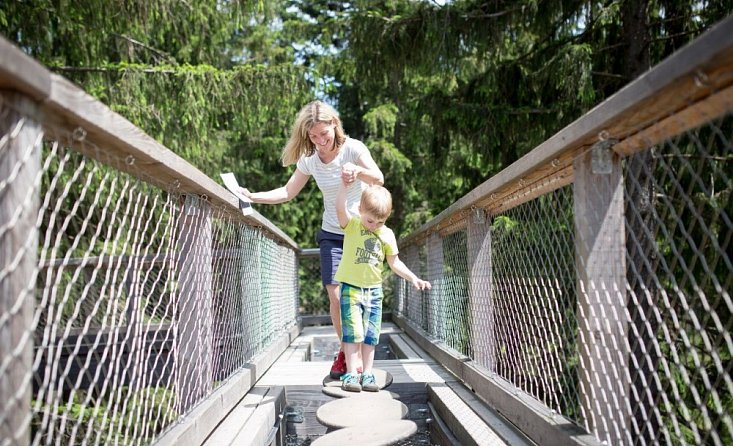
[{"x1": 313, "y1": 368, "x2": 418, "y2": 445}]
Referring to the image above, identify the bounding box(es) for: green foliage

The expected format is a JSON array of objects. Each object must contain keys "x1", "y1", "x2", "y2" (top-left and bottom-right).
[
  {"x1": 4, "y1": 0, "x2": 730, "y2": 246},
  {"x1": 32, "y1": 386, "x2": 177, "y2": 445}
]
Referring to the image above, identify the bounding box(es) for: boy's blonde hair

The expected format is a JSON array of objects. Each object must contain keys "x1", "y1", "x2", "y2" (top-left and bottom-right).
[
  {"x1": 360, "y1": 185, "x2": 392, "y2": 220},
  {"x1": 280, "y1": 100, "x2": 347, "y2": 166}
]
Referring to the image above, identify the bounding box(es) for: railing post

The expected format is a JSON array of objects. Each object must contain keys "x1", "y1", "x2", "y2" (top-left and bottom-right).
[
  {"x1": 574, "y1": 147, "x2": 630, "y2": 445},
  {"x1": 0, "y1": 91, "x2": 42, "y2": 446},
  {"x1": 467, "y1": 208, "x2": 495, "y2": 370},
  {"x1": 427, "y1": 233, "x2": 444, "y2": 340},
  {"x1": 176, "y1": 195, "x2": 213, "y2": 413}
]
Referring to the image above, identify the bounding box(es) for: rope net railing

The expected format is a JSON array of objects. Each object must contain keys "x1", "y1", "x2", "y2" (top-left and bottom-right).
[
  {"x1": 1, "y1": 81, "x2": 298, "y2": 445},
  {"x1": 392, "y1": 23, "x2": 733, "y2": 446}
]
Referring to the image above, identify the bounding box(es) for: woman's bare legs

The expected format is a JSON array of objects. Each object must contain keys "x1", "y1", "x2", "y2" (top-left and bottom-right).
[{"x1": 326, "y1": 284, "x2": 341, "y2": 340}]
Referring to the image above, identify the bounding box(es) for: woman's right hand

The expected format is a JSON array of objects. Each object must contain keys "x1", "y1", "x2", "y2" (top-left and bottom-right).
[{"x1": 240, "y1": 187, "x2": 253, "y2": 199}]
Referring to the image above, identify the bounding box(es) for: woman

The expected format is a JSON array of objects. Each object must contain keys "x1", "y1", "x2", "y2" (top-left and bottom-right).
[{"x1": 241, "y1": 100, "x2": 384, "y2": 378}]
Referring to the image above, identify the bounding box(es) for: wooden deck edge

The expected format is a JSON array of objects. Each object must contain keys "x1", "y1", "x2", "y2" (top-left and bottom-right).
[
  {"x1": 201, "y1": 386, "x2": 285, "y2": 446},
  {"x1": 393, "y1": 315, "x2": 601, "y2": 446},
  {"x1": 428, "y1": 382, "x2": 535, "y2": 446},
  {"x1": 227, "y1": 386, "x2": 286, "y2": 446},
  {"x1": 446, "y1": 381, "x2": 536, "y2": 445},
  {"x1": 154, "y1": 324, "x2": 300, "y2": 446},
  {"x1": 388, "y1": 333, "x2": 424, "y2": 359},
  {"x1": 280, "y1": 335, "x2": 312, "y2": 362},
  {"x1": 427, "y1": 401, "x2": 463, "y2": 446}
]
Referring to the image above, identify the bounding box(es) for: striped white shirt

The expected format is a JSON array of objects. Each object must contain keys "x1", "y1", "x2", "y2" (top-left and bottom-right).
[{"x1": 297, "y1": 137, "x2": 368, "y2": 234}]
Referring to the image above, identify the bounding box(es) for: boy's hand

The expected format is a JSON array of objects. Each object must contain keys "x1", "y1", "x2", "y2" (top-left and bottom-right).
[
  {"x1": 341, "y1": 163, "x2": 361, "y2": 184},
  {"x1": 411, "y1": 278, "x2": 431, "y2": 290}
]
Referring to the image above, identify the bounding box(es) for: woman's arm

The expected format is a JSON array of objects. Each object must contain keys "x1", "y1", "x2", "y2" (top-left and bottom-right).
[
  {"x1": 240, "y1": 168, "x2": 309, "y2": 204},
  {"x1": 386, "y1": 255, "x2": 432, "y2": 290}
]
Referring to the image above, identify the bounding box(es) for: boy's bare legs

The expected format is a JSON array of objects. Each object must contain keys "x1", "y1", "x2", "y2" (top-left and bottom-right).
[
  {"x1": 343, "y1": 342, "x2": 361, "y2": 373},
  {"x1": 341, "y1": 341, "x2": 362, "y2": 392},
  {"x1": 327, "y1": 283, "x2": 363, "y2": 370},
  {"x1": 361, "y1": 344, "x2": 376, "y2": 373},
  {"x1": 359, "y1": 344, "x2": 378, "y2": 391}
]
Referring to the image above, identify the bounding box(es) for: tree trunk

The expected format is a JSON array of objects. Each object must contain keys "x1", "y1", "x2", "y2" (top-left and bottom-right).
[{"x1": 621, "y1": 2, "x2": 660, "y2": 444}]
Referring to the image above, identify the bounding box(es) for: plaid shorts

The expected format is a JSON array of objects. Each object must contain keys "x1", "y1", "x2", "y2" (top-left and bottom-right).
[{"x1": 339, "y1": 282, "x2": 383, "y2": 346}]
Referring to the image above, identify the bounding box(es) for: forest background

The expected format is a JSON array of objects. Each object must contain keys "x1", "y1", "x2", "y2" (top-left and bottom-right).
[{"x1": 1, "y1": 0, "x2": 731, "y2": 247}]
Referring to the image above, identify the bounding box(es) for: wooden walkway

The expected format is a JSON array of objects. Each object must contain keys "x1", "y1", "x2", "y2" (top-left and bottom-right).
[{"x1": 203, "y1": 323, "x2": 535, "y2": 446}]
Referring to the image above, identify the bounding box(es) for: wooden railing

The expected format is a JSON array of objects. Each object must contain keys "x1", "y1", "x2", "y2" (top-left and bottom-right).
[{"x1": 393, "y1": 15, "x2": 733, "y2": 446}]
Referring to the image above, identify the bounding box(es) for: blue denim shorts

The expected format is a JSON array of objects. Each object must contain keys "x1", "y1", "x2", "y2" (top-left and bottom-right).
[{"x1": 317, "y1": 229, "x2": 344, "y2": 286}]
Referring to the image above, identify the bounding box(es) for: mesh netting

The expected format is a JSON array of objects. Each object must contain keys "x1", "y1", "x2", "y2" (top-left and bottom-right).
[
  {"x1": 394, "y1": 102, "x2": 732, "y2": 446},
  {"x1": 1, "y1": 95, "x2": 298, "y2": 446}
]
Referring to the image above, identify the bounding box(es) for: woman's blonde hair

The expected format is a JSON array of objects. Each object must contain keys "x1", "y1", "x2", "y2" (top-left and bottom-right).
[
  {"x1": 360, "y1": 185, "x2": 393, "y2": 220},
  {"x1": 281, "y1": 100, "x2": 347, "y2": 166}
]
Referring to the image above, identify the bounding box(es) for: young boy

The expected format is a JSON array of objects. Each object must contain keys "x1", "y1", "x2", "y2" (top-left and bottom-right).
[{"x1": 334, "y1": 178, "x2": 431, "y2": 392}]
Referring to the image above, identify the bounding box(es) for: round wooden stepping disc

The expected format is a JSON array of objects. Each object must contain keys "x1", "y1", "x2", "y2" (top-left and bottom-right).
[
  {"x1": 316, "y1": 397, "x2": 408, "y2": 429},
  {"x1": 311, "y1": 420, "x2": 418, "y2": 446},
  {"x1": 322, "y1": 368, "x2": 393, "y2": 388},
  {"x1": 322, "y1": 385, "x2": 399, "y2": 399}
]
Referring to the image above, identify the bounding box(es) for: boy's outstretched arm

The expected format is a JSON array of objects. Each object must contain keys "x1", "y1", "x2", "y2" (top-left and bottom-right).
[
  {"x1": 387, "y1": 255, "x2": 432, "y2": 290},
  {"x1": 335, "y1": 180, "x2": 350, "y2": 229}
]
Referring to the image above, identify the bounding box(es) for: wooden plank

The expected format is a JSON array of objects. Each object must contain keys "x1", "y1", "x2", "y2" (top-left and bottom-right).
[
  {"x1": 393, "y1": 315, "x2": 471, "y2": 382},
  {"x1": 483, "y1": 164, "x2": 574, "y2": 216},
  {"x1": 256, "y1": 358, "x2": 453, "y2": 387},
  {"x1": 427, "y1": 401, "x2": 463, "y2": 446},
  {"x1": 230, "y1": 386, "x2": 286, "y2": 446},
  {"x1": 280, "y1": 337, "x2": 312, "y2": 362},
  {"x1": 392, "y1": 332, "x2": 430, "y2": 359},
  {"x1": 154, "y1": 368, "x2": 254, "y2": 446},
  {"x1": 614, "y1": 82, "x2": 733, "y2": 156},
  {"x1": 201, "y1": 387, "x2": 271, "y2": 445},
  {"x1": 444, "y1": 381, "x2": 534, "y2": 445},
  {"x1": 400, "y1": 15, "x2": 733, "y2": 247},
  {"x1": 428, "y1": 383, "x2": 511, "y2": 446},
  {"x1": 0, "y1": 37, "x2": 51, "y2": 101},
  {"x1": 460, "y1": 362, "x2": 601, "y2": 446},
  {"x1": 388, "y1": 334, "x2": 422, "y2": 359}
]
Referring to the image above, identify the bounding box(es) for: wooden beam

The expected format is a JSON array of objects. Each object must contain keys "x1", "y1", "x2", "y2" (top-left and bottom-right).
[
  {"x1": 613, "y1": 82, "x2": 733, "y2": 156},
  {"x1": 0, "y1": 37, "x2": 50, "y2": 101}
]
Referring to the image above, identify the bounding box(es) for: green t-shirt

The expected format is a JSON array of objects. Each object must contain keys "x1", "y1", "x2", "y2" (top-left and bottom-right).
[{"x1": 334, "y1": 216, "x2": 398, "y2": 288}]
